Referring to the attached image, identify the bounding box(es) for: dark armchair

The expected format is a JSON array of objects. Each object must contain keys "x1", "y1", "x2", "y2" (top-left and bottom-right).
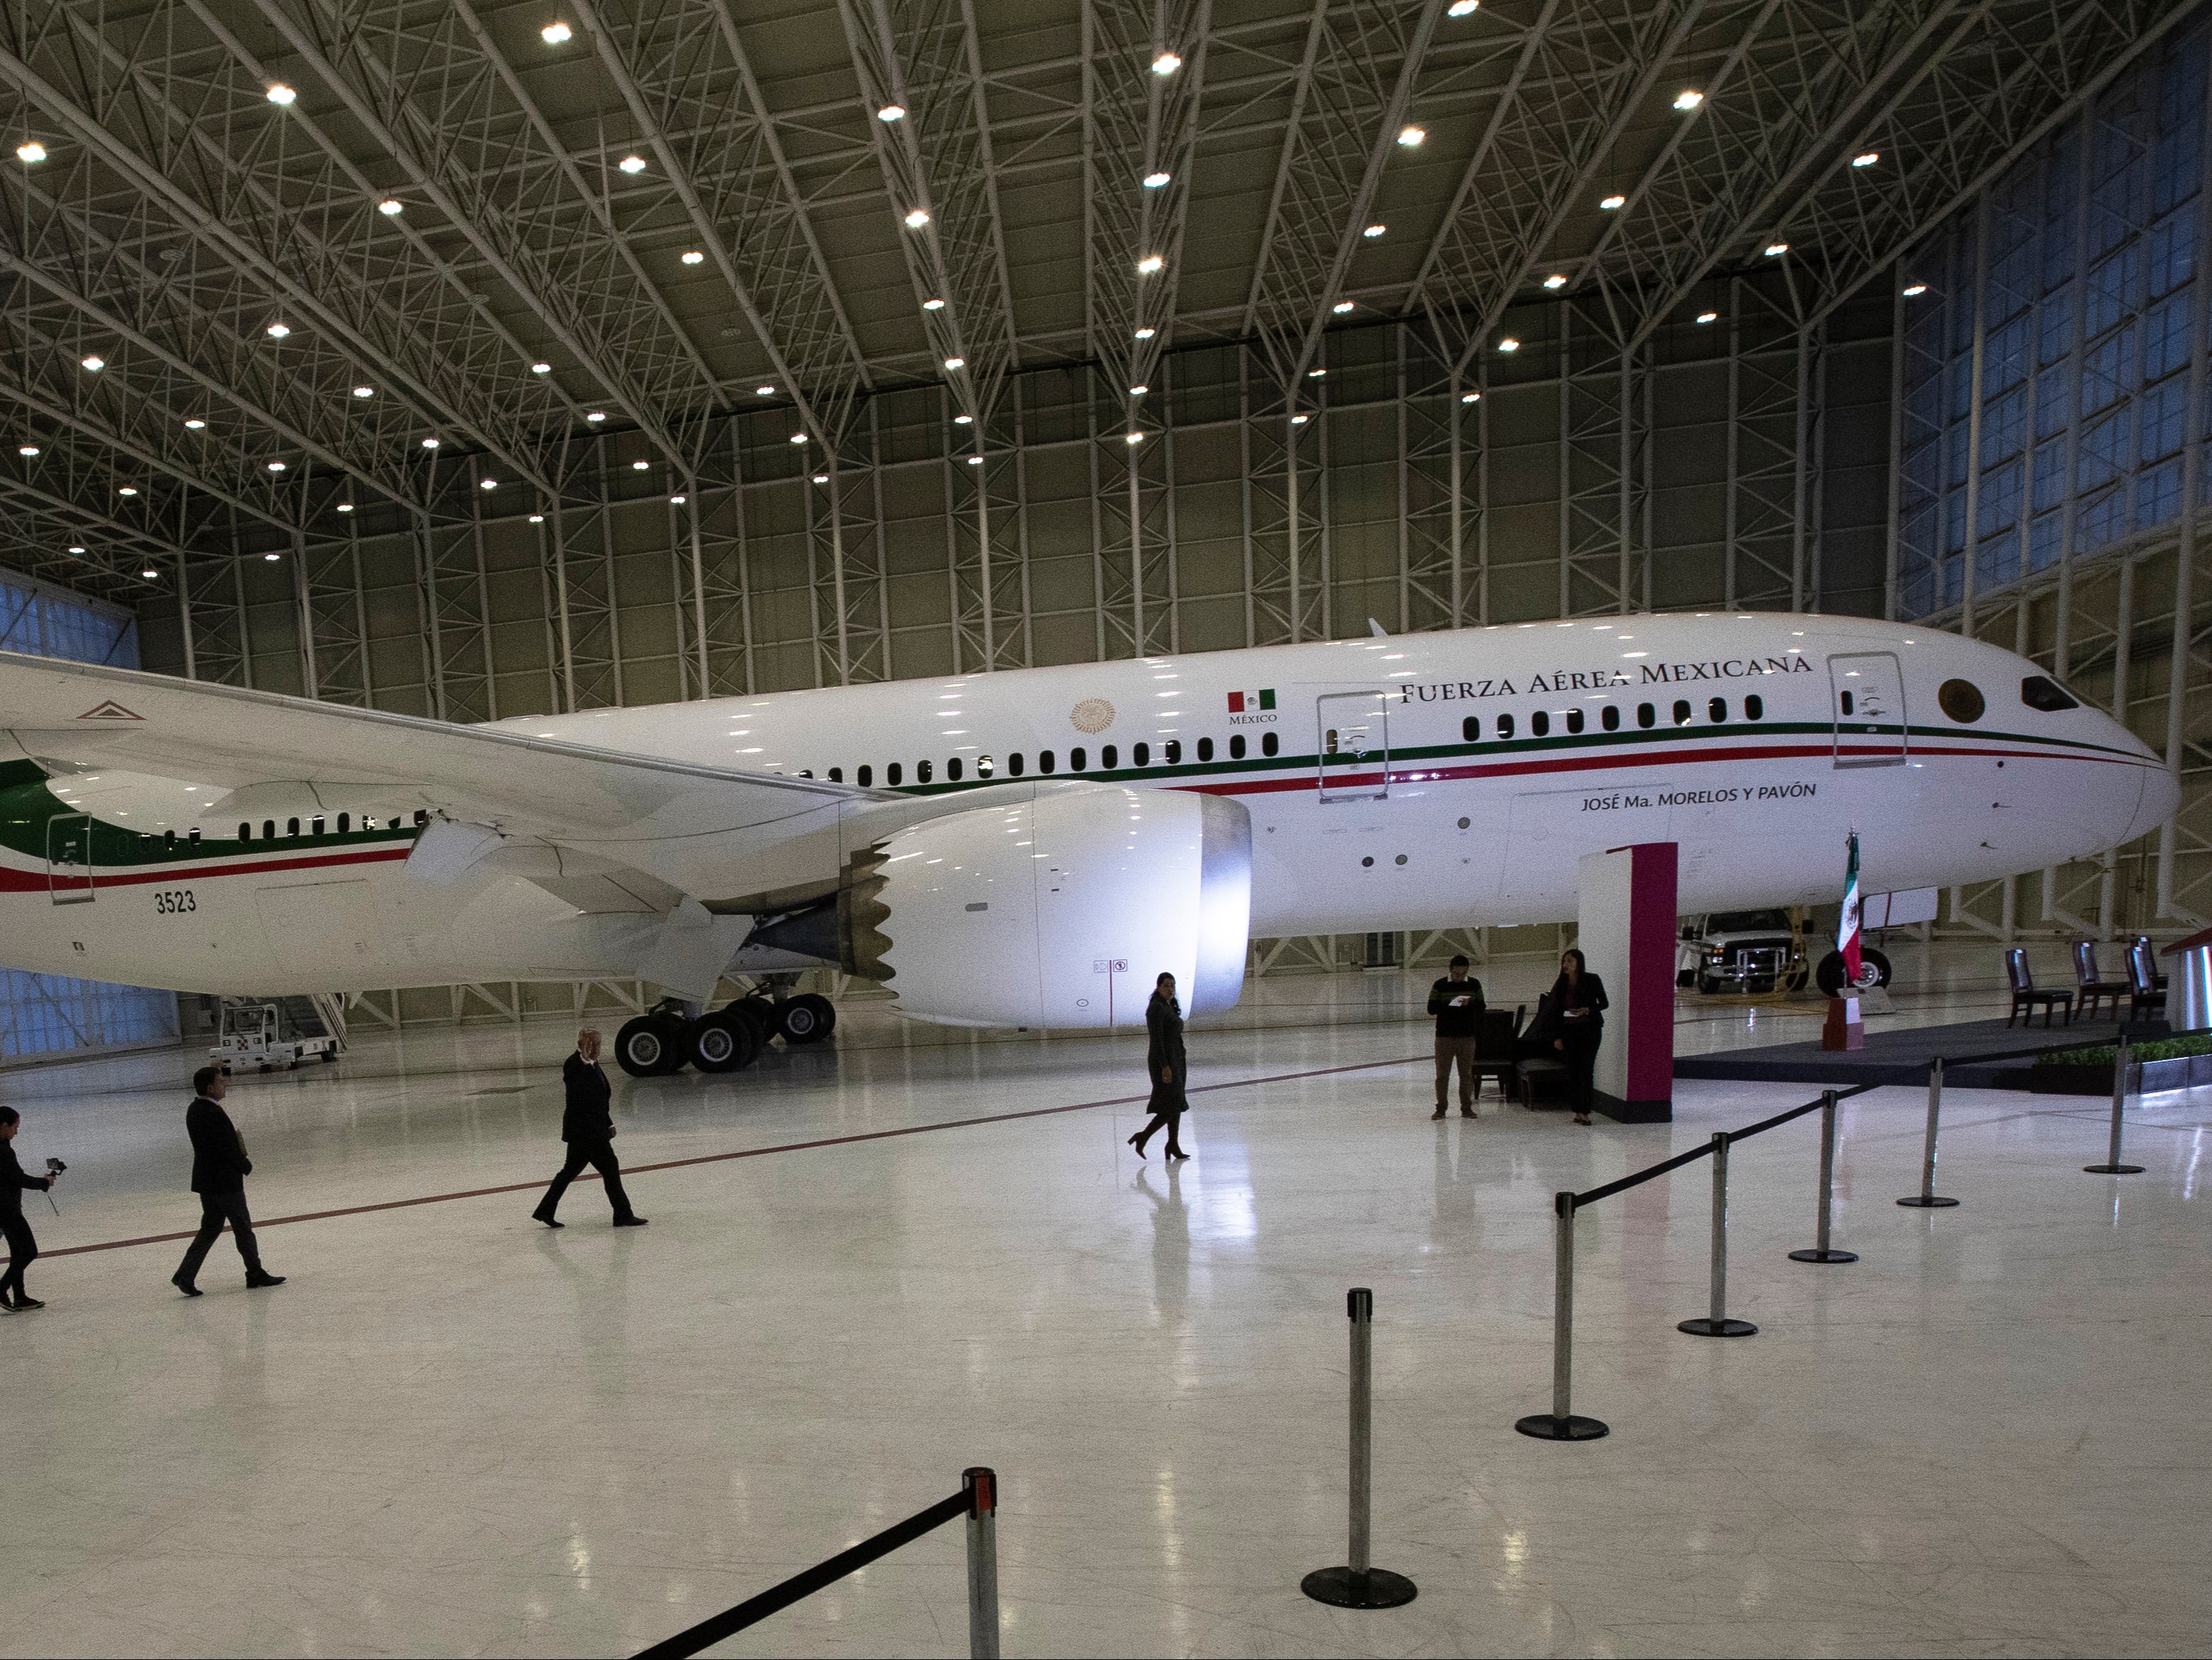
[{"x1": 2005, "y1": 948, "x2": 2073, "y2": 1027}]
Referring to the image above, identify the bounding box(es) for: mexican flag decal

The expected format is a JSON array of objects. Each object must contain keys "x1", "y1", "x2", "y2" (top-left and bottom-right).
[
  {"x1": 1838, "y1": 830, "x2": 1862, "y2": 982},
  {"x1": 1227, "y1": 688, "x2": 1275, "y2": 714}
]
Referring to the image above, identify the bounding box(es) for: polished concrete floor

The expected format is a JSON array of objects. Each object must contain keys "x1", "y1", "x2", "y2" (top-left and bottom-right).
[{"x1": 0, "y1": 944, "x2": 2204, "y2": 1658}]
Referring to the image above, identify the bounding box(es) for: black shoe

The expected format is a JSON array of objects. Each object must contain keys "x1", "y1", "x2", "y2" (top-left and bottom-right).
[
  {"x1": 612, "y1": 1216, "x2": 649, "y2": 1228},
  {"x1": 171, "y1": 1274, "x2": 201, "y2": 1298},
  {"x1": 532, "y1": 1210, "x2": 565, "y2": 1229},
  {"x1": 1461, "y1": 1108, "x2": 1478, "y2": 1119},
  {"x1": 1431, "y1": 1107, "x2": 1446, "y2": 1120},
  {"x1": 11, "y1": 1296, "x2": 43, "y2": 1311},
  {"x1": 1127, "y1": 1131, "x2": 1147, "y2": 1160},
  {"x1": 244, "y1": 1271, "x2": 286, "y2": 1288},
  {"x1": 1166, "y1": 1149, "x2": 1190, "y2": 1161}
]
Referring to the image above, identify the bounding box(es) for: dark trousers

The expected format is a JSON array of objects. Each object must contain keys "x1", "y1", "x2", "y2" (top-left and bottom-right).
[
  {"x1": 176, "y1": 1189, "x2": 264, "y2": 1283},
  {"x1": 535, "y1": 1138, "x2": 636, "y2": 1222},
  {"x1": 1434, "y1": 1034, "x2": 1477, "y2": 1107},
  {"x1": 1560, "y1": 1029, "x2": 1602, "y2": 1114},
  {"x1": 1, "y1": 1213, "x2": 36, "y2": 1303}
]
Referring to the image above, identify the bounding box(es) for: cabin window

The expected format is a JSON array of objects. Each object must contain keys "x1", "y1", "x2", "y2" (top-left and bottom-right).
[
  {"x1": 1497, "y1": 713, "x2": 1515, "y2": 740},
  {"x1": 1009, "y1": 753, "x2": 1024, "y2": 777},
  {"x1": 917, "y1": 759, "x2": 934, "y2": 783},
  {"x1": 977, "y1": 756, "x2": 993, "y2": 778},
  {"x1": 1708, "y1": 697, "x2": 1728, "y2": 724},
  {"x1": 2021, "y1": 674, "x2": 2078, "y2": 711},
  {"x1": 828, "y1": 768, "x2": 843, "y2": 783},
  {"x1": 414, "y1": 810, "x2": 429, "y2": 826},
  {"x1": 1164, "y1": 740, "x2": 1181, "y2": 764},
  {"x1": 311, "y1": 815, "x2": 326, "y2": 835},
  {"x1": 1462, "y1": 715, "x2": 1481, "y2": 742},
  {"x1": 1743, "y1": 696, "x2": 1763, "y2": 721},
  {"x1": 1565, "y1": 710, "x2": 1584, "y2": 735},
  {"x1": 1101, "y1": 744, "x2": 1117, "y2": 769},
  {"x1": 189, "y1": 828, "x2": 201, "y2": 846},
  {"x1": 264, "y1": 819, "x2": 277, "y2": 841},
  {"x1": 798, "y1": 769, "x2": 814, "y2": 779},
  {"x1": 239, "y1": 823, "x2": 252, "y2": 843},
  {"x1": 947, "y1": 757, "x2": 963, "y2": 782},
  {"x1": 858, "y1": 764, "x2": 873, "y2": 787},
  {"x1": 1229, "y1": 734, "x2": 1246, "y2": 760},
  {"x1": 287, "y1": 818, "x2": 301, "y2": 837},
  {"x1": 337, "y1": 813, "x2": 350, "y2": 834},
  {"x1": 1672, "y1": 700, "x2": 1692, "y2": 726},
  {"x1": 1262, "y1": 731, "x2": 1279, "y2": 757},
  {"x1": 1602, "y1": 705, "x2": 1620, "y2": 732},
  {"x1": 1040, "y1": 750, "x2": 1056, "y2": 773},
  {"x1": 1197, "y1": 737, "x2": 1215, "y2": 762},
  {"x1": 1133, "y1": 742, "x2": 1150, "y2": 767},
  {"x1": 1070, "y1": 747, "x2": 1086, "y2": 770},
  {"x1": 1637, "y1": 702, "x2": 1656, "y2": 728},
  {"x1": 1531, "y1": 711, "x2": 1550, "y2": 737},
  {"x1": 163, "y1": 830, "x2": 175, "y2": 848},
  {"x1": 1938, "y1": 678, "x2": 1986, "y2": 723},
  {"x1": 887, "y1": 762, "x2": 903, "y2": 786}
]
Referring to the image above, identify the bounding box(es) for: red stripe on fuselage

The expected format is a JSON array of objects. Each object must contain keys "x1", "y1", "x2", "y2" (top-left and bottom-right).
[{"x1": 0, "y1": 844, "x2": 411, "y2": 893}]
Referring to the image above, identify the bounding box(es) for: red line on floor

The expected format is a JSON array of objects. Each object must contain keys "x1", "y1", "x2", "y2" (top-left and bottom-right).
[{"x1": 28, "y1": 1052, "x2": 1427, "y2": 1261}]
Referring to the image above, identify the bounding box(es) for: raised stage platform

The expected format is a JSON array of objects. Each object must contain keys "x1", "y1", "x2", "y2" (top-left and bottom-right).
[{"x1": 1673, "y1": 1011, "x2": 2154, "y2": 1089}]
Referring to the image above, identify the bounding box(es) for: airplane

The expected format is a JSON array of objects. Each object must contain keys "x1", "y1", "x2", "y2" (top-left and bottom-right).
[{"x1": 0, "y1": 610, "x2": 2172, "y2": 1075}]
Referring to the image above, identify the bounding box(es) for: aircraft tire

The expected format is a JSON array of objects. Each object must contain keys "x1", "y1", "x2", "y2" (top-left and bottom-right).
[
  {"x1": 614, "y1": 1014, "x2": 687, "y2": 1077},
  {"x1": 687, "y1": 1011, "x2": 759, "y2": 1075},
  {"x1": 1814, "y1": 949, "x2": 1892, "y2": 997},
  {"x1": 778, "y1": 993, "x2": 837, "y2": 1045},
  {"x1": 728, "y1": 998, "x2": 777, "y2": 1048}
]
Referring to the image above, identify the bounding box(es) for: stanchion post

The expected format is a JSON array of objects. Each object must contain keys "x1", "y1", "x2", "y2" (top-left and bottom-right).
[
  {"x1": 1898, "y1": 1057, "x2": 1960, "y2": 1208},
  {"x1": 2085, "y1": 1034, "x2": 2146, "y2": 1174},
  {"x1": 1516, "y1": 1194, "x2": 1609, "y2": 1439},
  {"x1": 1301, "y1": 1290, "x2": 1418, "y2": 1609},
  {"x1": 1789, "y1": 1090, "x2": 1859, "y2": 1265},
  {"x1": 963, "y1": 1467, "x2": 1000, "y2": 1660},
  {"x1": 1680, "y1": 1133, "x2": 1756, "y2": 1337}
]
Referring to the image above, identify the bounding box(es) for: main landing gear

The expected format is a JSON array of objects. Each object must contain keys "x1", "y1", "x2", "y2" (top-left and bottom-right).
[{"x1": 611, "y1": 989, "x2": 839, "y2": 1078}]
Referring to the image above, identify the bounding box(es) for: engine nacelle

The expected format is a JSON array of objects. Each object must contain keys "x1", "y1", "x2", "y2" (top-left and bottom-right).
[{"x1": 832, "y1": 782, "x2": 1249, "y2": 1029}]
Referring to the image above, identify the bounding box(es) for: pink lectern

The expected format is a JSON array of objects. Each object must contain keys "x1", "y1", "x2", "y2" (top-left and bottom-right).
[{"x1": 1576, "y1": 841, "x2": 1677, "y2": 1122}]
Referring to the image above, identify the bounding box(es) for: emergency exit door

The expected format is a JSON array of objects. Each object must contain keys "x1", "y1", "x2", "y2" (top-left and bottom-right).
[
  {"x1": 1828, "y1": 651, "x2": 1907, "y2": 767},
  {"x1": 46, "y1": 813, "x2": 94, "y2": 905},
  {"x1": 1317, "y1": 691, "x2": 1389, "y2": 801}
]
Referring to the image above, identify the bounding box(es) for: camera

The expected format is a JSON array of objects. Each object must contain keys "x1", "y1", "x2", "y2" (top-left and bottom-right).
[{"x1": 43, "y1": 1157, "x2": 64, "y2": 1175}]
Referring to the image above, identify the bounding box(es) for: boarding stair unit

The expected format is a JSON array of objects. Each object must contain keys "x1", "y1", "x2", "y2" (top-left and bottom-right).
[{"x1": 209, "y1": 993, "x2": 350, "y2": 1073}]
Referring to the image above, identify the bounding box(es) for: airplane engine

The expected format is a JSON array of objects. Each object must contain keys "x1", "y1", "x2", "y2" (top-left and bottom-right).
[{"x1": 773, "y1": 782, "x2": 1251, "y2": 1029}]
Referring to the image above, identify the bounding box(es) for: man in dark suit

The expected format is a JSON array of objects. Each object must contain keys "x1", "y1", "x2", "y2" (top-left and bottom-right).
[
  {"x1": 172, "y1": 1065, "x2": 286, "y2": 1296},
  {"x1": 531, "y1": 1029, "x2": 647, "y2": 1229},
  {"x1": 0, "y1": 1105, "x2": 57, "y2": 1311}
]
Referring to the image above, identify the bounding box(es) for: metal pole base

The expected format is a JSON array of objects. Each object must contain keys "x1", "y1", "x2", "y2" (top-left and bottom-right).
[
  {"x1": 1787, "y1": 1248, "x2": 1859, "y2": 1263},
  {"x1": 1677, "y1": 1317, "x2": 1757, "y2": 1337},
  {"x1": 1514, "y1": 1412, "x2": 1609, "y2": 1441},
  {"x1": 1301, "y1": 1566, "x2": 1418, "y2": 1609},
  {"x1": 1897, "y1": 1194, "x2": 1960, "y2": 1208},
  {"x1": 2084, "y1": 1162, "x2": 2145, "y2": 1174}
]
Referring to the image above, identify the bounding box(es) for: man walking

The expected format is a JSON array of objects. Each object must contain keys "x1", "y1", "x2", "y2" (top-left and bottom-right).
[
  {"x1": 172, "y1": 1066, "x2": 285, "y2": 1296},
  {"x1": 1427, "y1": 954, "x2": 1486, "y2": 1120},
  {"x1": 531, "y1": 1029, "x2": 647, "y2": 1229},
  {"x1": 0, "y1": 1106, "x2": 57, "y2": 1311}
]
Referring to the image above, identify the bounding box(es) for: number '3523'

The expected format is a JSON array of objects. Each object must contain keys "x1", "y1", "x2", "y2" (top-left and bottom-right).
[{"x1": 153, "y1": 889, "x2": 196, "y2": 914}]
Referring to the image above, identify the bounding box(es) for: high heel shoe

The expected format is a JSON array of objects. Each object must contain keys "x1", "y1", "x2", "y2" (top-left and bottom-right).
[
  {"x1": 1127, "y1": 1131, "x2": 1148, "y2": 1160},
  {"x1": 1166, "y1": 1148, "x2": 1190, "y2": 1161}
]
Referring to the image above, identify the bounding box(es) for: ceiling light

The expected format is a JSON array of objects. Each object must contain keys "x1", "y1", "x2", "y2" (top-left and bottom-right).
[
  {"x1": 617, "y1": 155, "x2": 646, "y2": 174},
  {"x1": 680, "y1": 250, "x2": 704, "y2": 264},
  {"x1": 904, "y1": 208, "x2": 931, "y2": 228},
  {"x1": 421, "y1": 436, "x2": 440, "y2": 448},
  {"x1": 1397, "y1": 125, "x2": 1425, "y2": 147},
  {"x1": 1142, "y1": 170, "x2": 1170, "y2": 188},
  {"x1": 529, "y1": 363, "x2": 551, "y2": 375},
  {"x1": 80, "y1": 354, "x2": 103, "y2": 371},
  {"x1": 1136, "y1": 253, "x2": 1164, "y2": 273},
  {"x1": 1852, "y1": 151, "x2": 1879, "y2": 168},
  {"x1": 529, "y1": 513, "x2": 545, "y2": 523},
  {"x1": 1764, "y1": 240, "x2": 1789, "y2": 257},
  {"x1": 1672, "y1": 89, "x2": 1703, "y2": 111},
  {"x1": 790, "y1": 432, "x2": 808, "y2": 444},
  {"x1": 541, "y1": 21, "x2": 572, "y2": 43},
  {"x1": 670, "y1": 493, "x2": 687, "y2": 503},
  {"x1": 1600, "y1": 194, "x2": 1626, "y2": 209},
  {"x1": 264, "y1": 551, "x2": 280, "y2": 561},
  {"x1": 923, "y1": 297, "x2": 945, "y2": 310},
  {"x1": 117, "y1": 486, "x2": 138, "y2": 496},
  {"x1": 943, "y1": 356, "x2": 965, "y2": 370},
  {"x1": 336, "y1": 503, "x2": 354, "y2": 513},
  {"x1": 586, "y1": 411, "x2": 606, "y2": 422},
  {"x1": 1543, "y1": 273, "x2": 1566, "y2": 289},
  {"x1": 1332, "y1": 300, "x2": 1354, "y2": 314},
  {"x1": 877, "y1": 103, "x2": 906, "y2": 123},
  {"x1": 953, "y1": 413, "x2": 973, "y2": 425},
  {"x1": 481, "y1": 477, "x2": 499, "y2": 488},
  {"x1": 1695, "y1": 310, "x2": 1718, "y2": 323},
  {"x1": 15, "y1": 445, "x2": 35, "y2": 457},
  {"x1": 378, "y1": 198, "x2": 402, "y2": 215},
  {"x1": 15, "y1": 142, "x2": 46, "y2": 164},
  {"x1": 352, "y1": 384, "x2": 374, "y2": 397},
  {"x1": 631, "y1": 460, "x2": 649, "y2": 471},
  {"x1": 1460, "y1": 391, "x2": 1480, "y2": 404},
  {"x1": 1307, "y1": 368, "x2": 1327, "y2": 378},
  {"x1": 1497, "y1": 337, "x2": 1519, "y2": 352},
  {"x1": 266, "y1": 461, "x2": 286, "y2": 472},
  {"x1": 1125, "y1": 431, "x2": 1144, "y2": 443},
  {"x1": 141, "y1": 567, "x2": 159, "y2": 579},
  {"x1": 1289, "y1": 413, "x2": 1308, "y2": 425},
  {"x1": 1903, "y1": 283, "x2": 1928, "y2": 297},
  {"x1": 1129, "y1": 384, "x2": 1148, "y2": 395},
  {"x1": 1362, "y1": 223, "x2": 1384, "y2": 239},
  {"x1": 1151, "y1": 51, "x2": 1181, "y2": 75},
  {"x1": 67, "y1": 545, "x2": 85, "y2": 554},
  {"x1": 967, "y1": 454, "x2": 982, "y2": 465},
  {"x1": 266, "y1": 83, "x2": 296, "y2": 105},
  {"x1": 755, "y1": 384, "x2": 775, "y2": 395},
  {"x1": 265, "y1": 322, "x2": 291, "y2": 339},
  {"x1": 1134, "y1": 326, "x2": 1156, "y2": 339},
  {"x1": 185, "y1": 418, "x2": 206, "y2": 429},
  {"x1": 1448, "y1": 0, "x2": 1478, "y2": 14},
  {"x1": 812, "y1": 472, "x2": 828, "y2": 483}
]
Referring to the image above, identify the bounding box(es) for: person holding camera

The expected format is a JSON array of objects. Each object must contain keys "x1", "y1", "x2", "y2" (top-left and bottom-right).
[
  {"x1": 1427, "y1": 955, "x2": 1486, "y2": 1119},
  {"x1": 0, "y1": 1105, "x2": 57, "y2": 1312},
  {"x1": 171, "y1": 1066, "x2": 285, "y2": 1296}
]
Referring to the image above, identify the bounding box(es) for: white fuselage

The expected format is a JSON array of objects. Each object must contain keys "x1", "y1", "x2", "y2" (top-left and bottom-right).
[{"x1": 0, "y1": 614, "x2": 2170, "y2": 998}]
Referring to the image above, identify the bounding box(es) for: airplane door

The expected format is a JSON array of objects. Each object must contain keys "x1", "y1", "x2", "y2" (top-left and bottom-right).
[
  {"x1": 1317, "y1": 692, "x2": 1389, "y2": 802},
  {"x1": 1828, "y1": 652, "x2": 1907, "y2": 768},
  {"x1": 46, "y1": 813, "x2": 94, "y2": 905}
]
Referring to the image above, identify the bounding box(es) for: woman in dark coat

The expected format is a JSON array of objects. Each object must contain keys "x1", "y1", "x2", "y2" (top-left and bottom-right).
[
  {"x1": 1547, "y1": 949, "x2": 1609, "y2": 1125},
  {"x1": 1129, "y1": 972, "x2": 1190, "y2": 1161}
]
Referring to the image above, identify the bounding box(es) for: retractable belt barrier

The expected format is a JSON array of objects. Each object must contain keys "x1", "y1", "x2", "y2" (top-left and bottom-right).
[
  {"x1": 1302, "y1": 1289, "x2": 1418, "y2": 1609},
  {"x1": 633, "y1": 1467, "x2": 1001, "y2": 1660}
]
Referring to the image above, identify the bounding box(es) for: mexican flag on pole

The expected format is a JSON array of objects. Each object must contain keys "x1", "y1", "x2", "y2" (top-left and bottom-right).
[{"x1": 1839, "y1": 831, "x2": 1862, "y2": 983}]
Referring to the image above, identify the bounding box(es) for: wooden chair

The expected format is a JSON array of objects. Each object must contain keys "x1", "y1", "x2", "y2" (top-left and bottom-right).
[
  {"x1": 2073, "y1": 941, "x2": 2128, "y2": 1020},
  {"x1": 2131, "y1": 934, "x2": 2170, "y2": 994},
  {"x1": 1470, "y1": 1005, "x2": 1525, "y2": 1104},
  {"x1": 2006, "y1": 948, "x2": 2073, "y2": 1027},
  {"x1": 2125, "y1": 939, "x2": 2168, "y2": 1023}
]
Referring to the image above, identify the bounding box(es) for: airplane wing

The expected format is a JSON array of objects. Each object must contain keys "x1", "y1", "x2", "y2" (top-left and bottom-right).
[{"x1": 0, "y1": 649, "x2": 873, "y2": 907}]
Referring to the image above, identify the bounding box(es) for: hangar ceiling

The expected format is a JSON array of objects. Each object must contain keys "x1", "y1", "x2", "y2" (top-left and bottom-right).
[{"x1": 0, "y1": 0, "x2": 2195, "y2": 600}]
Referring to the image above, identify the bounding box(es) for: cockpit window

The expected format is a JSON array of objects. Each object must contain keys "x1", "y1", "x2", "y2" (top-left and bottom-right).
[{"x1": 2021, "y1": 674, "x2": 2080, "y2": 712}]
